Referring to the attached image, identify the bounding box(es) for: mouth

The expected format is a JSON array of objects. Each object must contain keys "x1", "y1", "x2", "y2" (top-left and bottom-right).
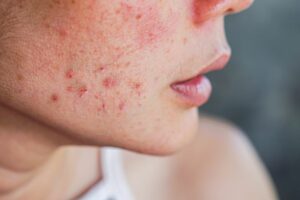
[{"x1": 170, "y1": 54, "x2": 230, "y2": 107}]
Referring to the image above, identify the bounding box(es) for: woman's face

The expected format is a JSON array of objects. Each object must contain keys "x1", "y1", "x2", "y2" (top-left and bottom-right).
[{"x1": 0, "y1": 0, "x2": 252, "y2": 154}]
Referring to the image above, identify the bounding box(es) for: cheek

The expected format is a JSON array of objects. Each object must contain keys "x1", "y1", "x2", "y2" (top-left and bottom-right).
[
  {"x1": 45, "y1": 0, "x2": 178, "y2": 48},
  {"x1": 116, "y1": 1, "x2": 178, "y2": 47},
  {"x1": 15, "y1": 1, "x2": 177, "y2": 116}
]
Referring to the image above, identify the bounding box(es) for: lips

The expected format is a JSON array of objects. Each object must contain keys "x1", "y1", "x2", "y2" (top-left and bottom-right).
[{"x1": 171, "y1": 54, "x2": 230, "y2": 107}]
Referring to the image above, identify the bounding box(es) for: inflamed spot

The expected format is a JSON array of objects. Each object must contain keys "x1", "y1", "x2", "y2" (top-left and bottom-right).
[
  {"x1": 78, "y1": 86, "x2": 88, "y2": 97},
  {"x1": 51, "y1": 94, "x2": 59, "y2": 102},
  {"x1": 102, "y1": 77, "x2": 117, "y2": 89},
  {"x1": 65, "y1": 69, "x2": 75, "y2": 79}
]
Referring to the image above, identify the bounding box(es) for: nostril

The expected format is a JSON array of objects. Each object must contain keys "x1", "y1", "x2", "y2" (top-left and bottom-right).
[
  {"x1": 226, "y1": 8, "x2": 235, "y2": 14},
  {"x1": 191, "y1": 0, "x2": 254, "y2": 25}
]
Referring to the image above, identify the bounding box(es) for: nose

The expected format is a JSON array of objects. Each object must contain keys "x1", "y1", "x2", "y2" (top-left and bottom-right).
[{"x1": 192, "y1": 0, "x2": 254, "y2": 25}]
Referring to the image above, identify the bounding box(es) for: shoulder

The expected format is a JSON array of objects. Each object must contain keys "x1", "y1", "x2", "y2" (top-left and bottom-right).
[
  {"x1": 123, "y1": 114, "x2": 278, "y2": 200},
  {"x1": 171, "y1": 113, "x2": 278, "y2": 200}
]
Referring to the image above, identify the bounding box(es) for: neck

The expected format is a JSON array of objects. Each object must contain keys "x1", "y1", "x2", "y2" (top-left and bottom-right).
[{"x1": 0, "y1": 104, "x2": 102, "y2": 199}]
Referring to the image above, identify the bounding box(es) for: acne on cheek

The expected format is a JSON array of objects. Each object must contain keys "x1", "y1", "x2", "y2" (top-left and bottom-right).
[
  {"x1": 58, "y1": 67, "x2": 144, "y2": 113},
  {"x1": 117, "y1": 2, "x2": 178, "y2": 47},
  {"x1": 41, "y1": 1, "x2": 154, "y2": 111},
  {"x1": 51, "y1": 94, "x2": 59, "y2": 102}
]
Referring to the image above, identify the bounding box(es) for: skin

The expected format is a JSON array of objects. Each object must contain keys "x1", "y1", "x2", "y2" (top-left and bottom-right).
[
  {"x1": 0, "y1": 0, "x2": 277, "y2": 199},
  {"x1": 123, "y1": 115, "x2": 278, "y2": 200},
  {"x1": 0, "y1": 0, "x2": 252, "y2": 154}
]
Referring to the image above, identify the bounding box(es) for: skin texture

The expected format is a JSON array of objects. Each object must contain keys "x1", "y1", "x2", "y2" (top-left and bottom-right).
[
  {"x1": 123, "y1": 115, "x2": 278, "y2": 200},
  {"x1": 0, "y1": 0, "x2": 253, "y2": 155},
  {"x1": 0, "y1": 0, "x2": 256, "y2": 198}
]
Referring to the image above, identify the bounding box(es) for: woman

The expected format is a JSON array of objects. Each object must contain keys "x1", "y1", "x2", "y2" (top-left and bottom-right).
[{"x1": 0, "y1": 0, "x2": 278, "y2": 199}]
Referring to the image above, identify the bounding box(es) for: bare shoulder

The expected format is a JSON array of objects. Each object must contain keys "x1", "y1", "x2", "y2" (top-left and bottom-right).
[
  {"x1": 169, "y1": 113, "x2": 278, "y2": 200},
  {"x1": 122, "y1": 114, "x2": 279, "y2": 200}
]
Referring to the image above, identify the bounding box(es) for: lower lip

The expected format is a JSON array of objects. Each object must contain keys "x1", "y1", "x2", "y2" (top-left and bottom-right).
[{"x1": 171, "y1": 75, "x2": 212, "y2": 107}]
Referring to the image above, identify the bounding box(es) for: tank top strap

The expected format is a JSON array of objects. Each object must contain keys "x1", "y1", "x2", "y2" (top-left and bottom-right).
[{"x1": 80, "y1": 147, "x2": 135, "y2": 200}]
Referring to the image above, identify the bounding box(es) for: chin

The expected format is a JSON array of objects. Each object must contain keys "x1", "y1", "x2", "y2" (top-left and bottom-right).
[
  {"x1": 116, "y1": 112, "x2": 199, "y2": 156},
  {"x1": 127, "y1": 131, "x2": 197, "y2": 156}
]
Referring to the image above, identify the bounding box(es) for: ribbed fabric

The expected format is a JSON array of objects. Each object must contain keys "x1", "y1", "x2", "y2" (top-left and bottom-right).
[{"x1": 80, "y1": 148, "x2": 134, "y2": 200}]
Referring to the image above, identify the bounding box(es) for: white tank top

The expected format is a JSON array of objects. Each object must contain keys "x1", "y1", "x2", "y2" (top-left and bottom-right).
[{"x1": 80, "y1": 148, "x2": 135, "y2": 200}]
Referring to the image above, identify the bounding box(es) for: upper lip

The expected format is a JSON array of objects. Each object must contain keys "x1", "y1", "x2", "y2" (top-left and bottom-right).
[{"x1": 172, "y1": 53, "x2": 231, "y2": 84}]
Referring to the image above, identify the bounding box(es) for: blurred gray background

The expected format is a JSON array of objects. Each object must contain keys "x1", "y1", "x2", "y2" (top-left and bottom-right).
[{"x1": 202, "y1": 0, "x2": 300, "y2": 199}]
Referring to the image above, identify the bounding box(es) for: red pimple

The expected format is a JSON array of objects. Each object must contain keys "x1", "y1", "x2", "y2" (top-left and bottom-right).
[
  {"x1": 65, "y1": 69, "x2": 74, "y2": 79},
  {"x1": 58, "y1": 28, "x2": 68, "y2": 38},
  {"x1": 133, "y1": 82, "x2": 142, "y2": 90},
  {"x1": 51, "y1": 94, "x2": 59, "y2": 102},
  {"x1": 102, "y1": 77, "x2": 117, "y2": 89},
  {"x1": 136, "y1": 14, "x2": 142, "y2": 20},
  {"x1": 66, "y1": 86, "x2": 74, "y2": 92},
  {"x1": 78, "y1": 86, "x2": 88, "y2": 97},
  {"x1": 129, "y1": 3, "x2": 177, "y2": 47},
  {"x1": 97, "y1": 103, "x2": 106, "y2": 112},
  {"x1": 118, "y1": 101, "x2": 126, "y2": 111},
  {"x1": 129, "y1": 81, "x2": 143, "y2": 96}
]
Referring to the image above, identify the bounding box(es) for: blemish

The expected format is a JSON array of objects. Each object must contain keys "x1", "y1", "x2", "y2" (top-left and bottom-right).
[
  {"x1": 135, "y1": 14, "x2": 142, "y2": 20},
  {"x1": 66, "y1": 86, "x2": 74, "y2": 92},
  {"x1": 65, "y1": 69, "x2": 75, "y2": 79},
  {"x1": 58, "y1": 28, "x2": 68, "y2": 38},
  {"x1": 51, "y1": 94, "x2": 59, "y2": 102},
  {"x1": 94, "y1": 94, "x2": 100, "y2": 100},
  {"x1": 78, "y1": 86, "x2": 88, "y2": 97},
  {"x1": 16, "y1": 74, "x2": 24, "y2": 81},
  {"x1": 133, "y1": 82, "x2": 142, "y2": 90},
  {"x1": 118, "y1": 101, "x2": 126, "y2": 111},
  {"x1": 129, "y1": 81, "x2": 143, "y2": 96},
  {"x1": 102, "y1": 77, "x2": 117, "y2": 89},
  {"x1": 129, "y1": 3, "x2": 177, "y2": 47},
  {"x1": 97, "y1": 103, "x2": 106, "y2": 112},
  {"x1": 94, "y1": 66, "x2": 106, "y2": 73}
]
